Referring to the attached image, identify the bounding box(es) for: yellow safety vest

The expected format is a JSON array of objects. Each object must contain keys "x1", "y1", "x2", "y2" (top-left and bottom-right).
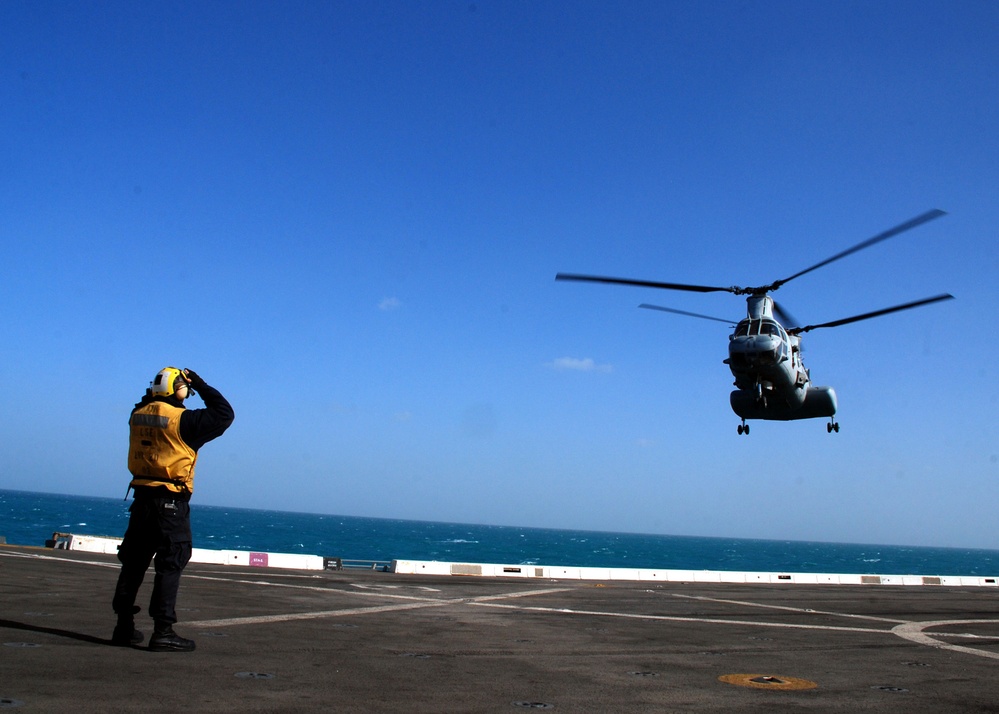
[{"x1": 128, "y1": 401, "x2": 197, "y2": 494}]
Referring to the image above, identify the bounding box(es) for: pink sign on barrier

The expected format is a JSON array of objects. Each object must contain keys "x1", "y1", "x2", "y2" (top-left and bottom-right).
[{"x1": 249, "y1": 552, "x2": 269, "y2": 567}]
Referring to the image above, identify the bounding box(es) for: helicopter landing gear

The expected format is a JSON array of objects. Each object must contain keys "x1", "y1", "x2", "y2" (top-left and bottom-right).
[
  {"x1": 738, "y1": 420, "x2": 750, "y2": 435},
  {"x1": 827, "y1": 420, "x2": 840, "y2": 433}
]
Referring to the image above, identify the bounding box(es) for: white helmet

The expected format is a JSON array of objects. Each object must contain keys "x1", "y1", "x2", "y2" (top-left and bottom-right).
[{"x1": 150, "y1": 367, "x2": 189, "y2": 397}]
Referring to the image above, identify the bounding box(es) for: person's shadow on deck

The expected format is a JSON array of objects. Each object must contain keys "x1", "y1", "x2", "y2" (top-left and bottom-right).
[{"x1": 0, "y1": 617, "x2": 119, "y2": 647}]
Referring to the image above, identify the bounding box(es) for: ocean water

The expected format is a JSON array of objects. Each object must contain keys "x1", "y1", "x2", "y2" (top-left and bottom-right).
[{"x1": 2, "y1": 489, "x2": 998, "y2": 576}]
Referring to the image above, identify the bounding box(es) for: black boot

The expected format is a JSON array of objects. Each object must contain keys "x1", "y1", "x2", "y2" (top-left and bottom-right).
[
  {"x1": 149, "y1": 624, "x2": 196, "y2": 652},
  {"x1": 111, "y1": 606, "x2": 144, "y2": 647}
]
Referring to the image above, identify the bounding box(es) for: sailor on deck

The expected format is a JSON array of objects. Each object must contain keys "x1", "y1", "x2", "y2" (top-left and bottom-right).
[{"x1": 111, "y1": 367, "x2": 234, "y2": 651}]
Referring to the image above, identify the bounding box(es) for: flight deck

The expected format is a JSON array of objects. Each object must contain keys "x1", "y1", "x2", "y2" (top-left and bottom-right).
[{"x1": 2, "y1": 544, "x2": 999, "y2": 712}]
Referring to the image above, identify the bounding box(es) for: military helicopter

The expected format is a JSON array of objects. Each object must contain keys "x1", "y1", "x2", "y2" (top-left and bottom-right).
[{"x1": 556, "y1": 209, "x2": 954, "y2": 435}]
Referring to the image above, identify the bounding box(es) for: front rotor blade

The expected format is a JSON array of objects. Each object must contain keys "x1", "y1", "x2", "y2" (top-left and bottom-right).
[
  {"x1": 772, "y1": 209, "x2": 946, "y2": 290},
  {"x1": 556, "y1": 272, "x2": 735, "y2": 294},
  {"x1": 789, "y1": 294, "x2": 954, "y2": 334},
  {"x1": 639, "y1": 303, "x2": 738, "y2": 325}
]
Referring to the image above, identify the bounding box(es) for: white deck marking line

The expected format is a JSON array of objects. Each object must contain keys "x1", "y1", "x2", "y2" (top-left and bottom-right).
[
  {"x1": 186, "y1": 599, "x2": 454, "y2": 627},
  {"x1": 183, "y1": 574, "x2": 447, "y2": 602},
  {"x1": 351, "y1": 583, "x2": 441, "y2": 592},
  {"x1": 466, "y1": 588, "x2": 570, "y2": 602},
  {"x1": 199, "y1": 570, "x2": 326, "y2": 580},
  {"x1": 670, "y1": 592, "x2": 911, "y2": 624},
  {"x1": 184, "y1": 588, "x2": 570, "y2": 629},
  {"x1": 478, "y1": 601, "x2": 999, "y2": 661},
  {"x1": 471, "y1": 602, "x2": 888, "y2": 635},
  {"x1": 0, "y1": 552, "x2": 441, "y2": 600},
  {"x1": 0, "y1": 551, "x2": 119, "y2": 568},
  {"x1": 187, "y1": 573, "x2": 568, "y2": 603},
  {"x1": 892, "y1": 620, "x2": 999, "y2": 661}
]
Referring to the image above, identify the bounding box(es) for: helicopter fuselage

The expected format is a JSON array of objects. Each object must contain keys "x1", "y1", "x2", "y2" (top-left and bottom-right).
[{"x1": 723, "y1": 296, "x2": 837, "y2": 422}]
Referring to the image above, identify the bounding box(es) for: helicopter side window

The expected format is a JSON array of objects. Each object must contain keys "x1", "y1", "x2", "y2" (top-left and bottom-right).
[{"x1": 734, "y1": 321, "x2": 750, "y2": 337}]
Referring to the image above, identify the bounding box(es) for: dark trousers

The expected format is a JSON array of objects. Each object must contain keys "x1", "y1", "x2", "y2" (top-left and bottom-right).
[{"x1": 112, "y1": 496, "x2": 193, "y2": 628}]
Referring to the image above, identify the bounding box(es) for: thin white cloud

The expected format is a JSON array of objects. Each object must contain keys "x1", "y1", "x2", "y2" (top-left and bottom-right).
[
  {"x1": 549, "y1": 357, "x2": 613, "y2": 373},
  {"x1": 379, "y1": 297, "x2": 402, "y2": 311}
]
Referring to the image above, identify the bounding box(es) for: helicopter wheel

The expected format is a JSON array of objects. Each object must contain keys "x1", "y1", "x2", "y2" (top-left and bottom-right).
[
  {"x1": 827, "y1": 421, "x2": 840, "y2": 433},
  {"x1": 738, "y1": 422, "x2": 749, "y2": 435}
]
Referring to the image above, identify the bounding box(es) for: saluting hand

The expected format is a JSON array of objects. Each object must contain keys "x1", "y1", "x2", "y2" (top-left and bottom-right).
[{"x1": 183, "y1": 369, "x2": 207, "y2": 390}]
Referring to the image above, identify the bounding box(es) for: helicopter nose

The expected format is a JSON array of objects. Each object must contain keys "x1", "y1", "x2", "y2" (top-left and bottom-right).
[{"x1": 729, "y1": 335, "x2": 781, "y2": 366}]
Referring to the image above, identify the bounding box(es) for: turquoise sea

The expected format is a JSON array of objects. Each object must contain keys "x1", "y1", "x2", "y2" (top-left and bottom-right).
[{"x1": 2, "y1": 489, "x2": 998, "y2": 576}]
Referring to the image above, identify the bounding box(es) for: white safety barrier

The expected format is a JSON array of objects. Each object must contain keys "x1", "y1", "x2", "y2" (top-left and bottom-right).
[
  {"x1": 47, "y1": 534, "x2": 999, "y2": 585},
  {"x1": 49, "y1": 533, "x2": 325, "y2": 571},
  {"x1": 389, "y1": 559, "x2": 999, "y2": 587}
]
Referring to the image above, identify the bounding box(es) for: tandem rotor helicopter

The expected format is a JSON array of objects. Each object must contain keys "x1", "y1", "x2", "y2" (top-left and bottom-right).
[{"x1": 556, "y1": 209, "x2": 954, "y2": 435}]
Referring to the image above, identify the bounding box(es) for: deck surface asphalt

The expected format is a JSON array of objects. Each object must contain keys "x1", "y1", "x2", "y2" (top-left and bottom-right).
[{"x1": 3, "y1": 544, "x2": 999, "y2": 712}]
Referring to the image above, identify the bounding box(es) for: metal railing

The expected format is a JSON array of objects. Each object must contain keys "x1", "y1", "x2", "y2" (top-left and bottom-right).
[{"x1": 324, "y1": 557, "x2": 393, "y2": 572}]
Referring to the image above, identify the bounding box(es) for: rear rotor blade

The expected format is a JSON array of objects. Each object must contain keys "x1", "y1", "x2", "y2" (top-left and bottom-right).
[
  {"x1": 772, "y1": 300, "x2": 801, "y2": 330},
  {"x1": 556, "y1": 272, "x2": 736, "y2": 294},
  {"x1": 788, "y1": 294, "x2": 954, "y2": 334},
  {"x1": 639, "y1": 303, "x2": 738, "y2": 325},
  {"x1": 770, "y1": 209, "x2": 947, "y2": 291}
]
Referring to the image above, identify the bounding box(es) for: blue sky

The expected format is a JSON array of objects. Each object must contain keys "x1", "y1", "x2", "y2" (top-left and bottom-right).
[{"x1": 3, "y1": 1, "x2": 997, "y2": 549}]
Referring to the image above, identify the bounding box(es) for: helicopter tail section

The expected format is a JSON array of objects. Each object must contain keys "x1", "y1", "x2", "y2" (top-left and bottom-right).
[{"x1": 730, "y1": 386, "x2": 837, "y2": 422}]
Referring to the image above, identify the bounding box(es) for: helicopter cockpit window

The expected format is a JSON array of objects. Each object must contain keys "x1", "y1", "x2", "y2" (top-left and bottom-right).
[
  {"x1": 733, "y1": 320, "x2": 787, "y2": 338},
  {"x1": 762, "y1": 321, "x2": 782, "y2": 337}
]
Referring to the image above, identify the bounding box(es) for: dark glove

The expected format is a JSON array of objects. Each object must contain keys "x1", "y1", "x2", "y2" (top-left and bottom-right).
[{"x1": 183, "y1": 369, "x2": 207, "y2": 390}]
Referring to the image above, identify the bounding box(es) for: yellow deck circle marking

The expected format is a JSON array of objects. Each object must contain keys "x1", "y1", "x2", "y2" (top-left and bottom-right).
[{"x1": 719, "y1": 674, "x2": 818, "y2": 691}]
